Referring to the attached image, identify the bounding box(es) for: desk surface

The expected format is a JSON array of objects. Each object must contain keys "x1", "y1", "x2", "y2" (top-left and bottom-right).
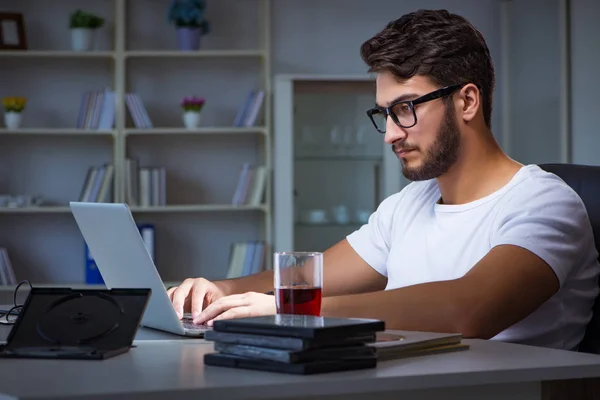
[{"x1": 2, "y1": 324, "x2": 600, "y2": 400}]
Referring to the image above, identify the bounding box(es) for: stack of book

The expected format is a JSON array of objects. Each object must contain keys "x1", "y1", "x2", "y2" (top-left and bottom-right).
[
  {"x1": 76, "y1": 88, "x2": 115, "y2": 130},
  {"x1": 233, "y1": 90, "x2": 265, "y2": 127},
  {"x1": 225, "y1": 241, "x2": 266, "y2": 279},
  {"x1": 231, "y1": 163, "x2": 267, "y2": 206},
  {"x1": 78, "y1": 164, "x2": 114, "y2": 202},
  {"x1": 203, "y1": 315, "x2": 385, "y2": 375},
  {"x1": 123, "y1": 158, "x2": 166, "y2": 207},
  {"x1": 0, "y1": 248, "x2": 16, "y2": 285}
]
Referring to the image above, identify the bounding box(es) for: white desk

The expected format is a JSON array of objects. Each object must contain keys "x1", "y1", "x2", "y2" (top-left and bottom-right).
[{"x1": 1, "y1": 324, "x2": 600, "y2": 400}]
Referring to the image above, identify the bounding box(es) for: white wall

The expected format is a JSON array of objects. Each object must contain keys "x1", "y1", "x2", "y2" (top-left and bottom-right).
[
  {"x1": 570, "y1": 0, "x2": 600, "y2": 166},
  {"x1": 502, "y1": 0, "x2": 564, "y2": 165}
]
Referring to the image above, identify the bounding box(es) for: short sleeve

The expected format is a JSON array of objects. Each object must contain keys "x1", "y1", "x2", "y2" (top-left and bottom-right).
[
  {"x1": 490, "y1": 177, "x2": 595, "y2": 287},
  {"x1": 346, "y1": 191, "x2": 405, "y2": 277}
]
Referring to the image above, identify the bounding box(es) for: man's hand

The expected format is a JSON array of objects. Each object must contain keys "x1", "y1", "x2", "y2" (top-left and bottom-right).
[
  {"x1": 167, "y1": 278, "x2": 230, "y2": 320},
  {"x1": 193, "y1": 292, "x2": 276, "y2": 325}
]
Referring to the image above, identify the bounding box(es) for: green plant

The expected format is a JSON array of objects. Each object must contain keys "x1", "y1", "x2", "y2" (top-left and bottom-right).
[
  {"x1": 168, "y1": 0, "x2": 210, "y2": 34},
  {"x1": 69, "y1": 10, "x2": 105, "y2": 29}
]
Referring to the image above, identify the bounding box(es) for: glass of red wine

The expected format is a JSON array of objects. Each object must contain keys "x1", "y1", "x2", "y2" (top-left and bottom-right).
[{"x1": 273, "y1": 251, "x2": 323, "y2": 316}]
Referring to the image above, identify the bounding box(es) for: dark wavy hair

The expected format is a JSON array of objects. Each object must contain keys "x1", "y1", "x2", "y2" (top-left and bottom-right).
[{"x1": 360, "y1": 9, "x2": 495, "y2": 128}]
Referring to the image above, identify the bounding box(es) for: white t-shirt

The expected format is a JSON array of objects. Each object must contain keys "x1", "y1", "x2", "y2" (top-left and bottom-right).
[{"x1": 346, "y1": 164, "x2": 600, "y2": 350}]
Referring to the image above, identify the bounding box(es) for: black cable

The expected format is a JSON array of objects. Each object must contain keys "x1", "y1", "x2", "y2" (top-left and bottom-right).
[{"x1": 0, "y1": 280, "x2": 32, "y2": 325}]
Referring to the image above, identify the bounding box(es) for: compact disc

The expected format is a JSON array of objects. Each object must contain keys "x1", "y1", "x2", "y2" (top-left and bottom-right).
[{"x1": 37, "y1": 294, "x2": 122, "y2": 345}]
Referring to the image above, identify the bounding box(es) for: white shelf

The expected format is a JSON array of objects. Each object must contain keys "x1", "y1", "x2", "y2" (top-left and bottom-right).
[
  {"x1": 0, "y1": 207, "x2": 71, "y2": 214},
  {"x1": 124, "y1": 50, "x2": 265, "y2": 59},
  {"x1": 0, "y1": 204, "x2": 267, "y2": 214},
  {"x1": 130, "y1": 204, "x2": 267, "y2": 213},
  {"x1": 295, "y1": 155, "x2": 382, "y2": 162},
  {"x1": 0, "y1": 50, "x2": 115, "y2": 58},
  {"x1": 124, "y1": 127, "x2": 267, "y2": 136},
  {"x1": 0, "y1": 0, "x2": 273, "y2": 285},
  {"x1": 0, "y1": 128, "x2": 116, "y2": 136},
  {"x1": 295, "y1": 222, "x2": 364, "y2": 227}
]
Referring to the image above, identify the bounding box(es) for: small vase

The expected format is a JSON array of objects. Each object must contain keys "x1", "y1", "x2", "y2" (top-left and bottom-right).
[
  {"x1": 71, "y1": 28, "x2": 94, "y2": 51},
  {"x1": 183, "y1": 111, "x2": 201, "y2": 129},
  {"x1": 4, "y1": 111, "x2": 22, "y2": 130},
  {"x1": 177, "y1": 27, "x2": 201, "y2": 51}
]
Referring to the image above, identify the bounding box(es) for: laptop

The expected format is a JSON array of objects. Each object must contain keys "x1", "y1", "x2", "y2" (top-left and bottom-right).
[{"x1": 69, "y1": 201, "x2": 210, "y2": 337}]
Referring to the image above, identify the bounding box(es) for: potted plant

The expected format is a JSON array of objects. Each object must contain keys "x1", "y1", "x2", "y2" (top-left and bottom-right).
[
  {"x1": 69, "y1": 9, "x2": 105, "y2": 51},
  {"x1": 2, "y1": 97, "x2": 27, "y2": 130},
  {"x1": 180, "y1": 96, "x2": 205, "y2": 129},
  {"x1": 168, "y1": 0, "x2": 210, "y2": 51}
]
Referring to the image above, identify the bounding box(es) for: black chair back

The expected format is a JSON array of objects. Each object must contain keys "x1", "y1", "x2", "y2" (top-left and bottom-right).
[{"x1": 539, "y1": 163, "x2": 600, "y2": 353}]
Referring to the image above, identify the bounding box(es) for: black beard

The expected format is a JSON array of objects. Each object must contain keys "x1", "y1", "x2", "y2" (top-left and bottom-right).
[{"x1": 395, "y1": 103, "x2": 461, "y2": 181}]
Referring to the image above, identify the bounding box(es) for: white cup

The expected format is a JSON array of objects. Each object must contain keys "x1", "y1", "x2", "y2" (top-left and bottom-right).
[
  {"x1": 303, "y1": 209, "x2": 327, "y2": 224},
  {"x1": 355, "y1": 209, "x2": 371, "y2": 224}
]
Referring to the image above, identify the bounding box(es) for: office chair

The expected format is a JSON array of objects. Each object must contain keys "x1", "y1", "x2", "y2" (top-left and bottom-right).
[{"x1": 539, "y1": 163, "x2": 600, "y2": 354}]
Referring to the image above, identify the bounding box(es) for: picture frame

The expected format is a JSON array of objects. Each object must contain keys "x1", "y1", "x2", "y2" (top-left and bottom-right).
[{"x1": 0, "y1": 13, "x2": 27, "y2": 50}]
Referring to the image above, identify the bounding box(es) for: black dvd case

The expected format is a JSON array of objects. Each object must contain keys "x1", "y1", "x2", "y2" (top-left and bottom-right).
[
  {"x1": 212, "y1": 315, "x2": 385, "y2": 340},
  {"x1": 203, "y1": 330, "x2": 376, "y2": 351},
  {"x1": 214, "y1": 341, "x2": 376, "y2": 364},
  {"x1": 0, "y1": 287, "x2": 151, "y2": 360},
  {"x1": 204, "y1": 352, "x2": 377, "y2": 375}
]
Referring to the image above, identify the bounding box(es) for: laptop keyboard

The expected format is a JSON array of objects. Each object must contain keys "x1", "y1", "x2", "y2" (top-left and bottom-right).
[{"x1": 181, "y1": 317, "x2": 210, "y2": 331}]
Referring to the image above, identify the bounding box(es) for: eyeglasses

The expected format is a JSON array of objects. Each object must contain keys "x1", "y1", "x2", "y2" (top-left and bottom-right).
[{"x1": 366, "y1": 83, "x2": 467, "y2": 134}]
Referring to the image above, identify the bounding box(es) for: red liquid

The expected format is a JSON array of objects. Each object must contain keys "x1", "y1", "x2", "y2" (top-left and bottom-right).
[{"x1": 276, "y1": 286, "x2": 322, "y2": 316}]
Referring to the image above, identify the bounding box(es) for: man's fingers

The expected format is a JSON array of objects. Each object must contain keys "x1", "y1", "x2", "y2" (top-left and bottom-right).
[
  {"x1": 207, "y1": 306, "x2": 252, "y2": 326},
  {"x1": 171, "y1": 279, "x2": 195, "y2": 318},
  {"x1": 190, "y1": 284, "x2": 207, "y2": 319},
  {"x1": 194, "y1": 295, "x2": 248, "y2": 324},
  {"x1": 167, "y1": 286, "x2": 177, "y2": 301}
]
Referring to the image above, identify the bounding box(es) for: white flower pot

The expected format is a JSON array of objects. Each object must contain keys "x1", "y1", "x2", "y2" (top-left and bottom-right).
[
  {"x1": 183, "y1": 111, "x2": 201, "y2": 129},
  {"x1": 71, "y1": 28, "x2": 95, "y2": 51},
  {"x1": 4, "y1": 111, "x2": 22, "y2": 130}
]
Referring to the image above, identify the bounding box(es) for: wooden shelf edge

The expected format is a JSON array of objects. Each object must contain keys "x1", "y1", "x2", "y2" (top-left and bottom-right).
[
  {"x1": 0, "y1": 128, "x2": 116, "y2": 135},
  {"x1": 0, "y1": 207, "x2": 71, "y2": 214},
  {"x1": 0, "y1": 204, "x2": 267, "y2": 214},
  {"x1": 124, "y1": 127, "x2": 267, "y2": 136},
  {"x1": 130, "y1": 204, "x2": 267, "y2": 213},
  {"x1": 124, "y1": 49, "x2": 265, "y2": 58},
  {"x1": 0, "y1": 50, "x2": 115, "y2": 58}
]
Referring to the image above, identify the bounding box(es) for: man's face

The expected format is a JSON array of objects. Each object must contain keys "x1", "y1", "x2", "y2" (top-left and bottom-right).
[{"x1": 374, "y1": 72, "x2": 461, "y2": 181}]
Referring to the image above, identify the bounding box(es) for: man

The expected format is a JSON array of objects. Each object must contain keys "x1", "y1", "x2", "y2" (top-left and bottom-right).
[{"x1": 168, "y1": 9, "x2": 599, "y2": 350}]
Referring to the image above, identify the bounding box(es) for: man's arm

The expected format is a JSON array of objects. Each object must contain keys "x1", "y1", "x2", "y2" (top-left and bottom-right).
[
  {"x1": 217, "y1": 239, "x2": 387, "y2": 297},
  {"x1": 320, "y1": 244, "x2": 559, "y2": 338}
]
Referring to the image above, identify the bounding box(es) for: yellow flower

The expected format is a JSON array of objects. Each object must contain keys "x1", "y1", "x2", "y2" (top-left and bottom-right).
[{"x1": 2, "y1": 96, "x2": 27, "y2": 112}]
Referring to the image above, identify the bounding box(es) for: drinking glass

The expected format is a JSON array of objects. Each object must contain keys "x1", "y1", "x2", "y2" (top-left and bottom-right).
[{"x1": 273, "y1": 251, "x2": 323, "y2": 316}]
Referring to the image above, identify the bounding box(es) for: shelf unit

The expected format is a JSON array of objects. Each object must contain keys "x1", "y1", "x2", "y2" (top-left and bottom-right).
[
  {"x1": 0, "y1": 0, "x2": 272, "y2": 287},
  {"x1": 274, "y1": 74, "x2": 406, "y2": 252}
]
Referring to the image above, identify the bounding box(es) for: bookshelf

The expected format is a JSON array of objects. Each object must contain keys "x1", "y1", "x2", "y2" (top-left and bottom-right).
[{"x1": 0, "y1": 0, "x2": 272, "y2": 288}]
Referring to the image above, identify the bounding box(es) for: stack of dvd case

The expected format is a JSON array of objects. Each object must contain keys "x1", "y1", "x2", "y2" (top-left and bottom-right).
[{"x1": 203, "y1": 314, "x2": 386, "y2": 375}]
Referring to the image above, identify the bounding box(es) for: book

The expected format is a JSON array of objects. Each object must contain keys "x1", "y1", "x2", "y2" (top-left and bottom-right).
[{"x1": 369, "y1": 330, "x2": 468, "y2": 361}]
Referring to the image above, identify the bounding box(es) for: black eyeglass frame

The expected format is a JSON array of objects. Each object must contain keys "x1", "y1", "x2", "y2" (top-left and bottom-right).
[{"x1": 366, "y1": 83, "x2": 468, "y2": 133}]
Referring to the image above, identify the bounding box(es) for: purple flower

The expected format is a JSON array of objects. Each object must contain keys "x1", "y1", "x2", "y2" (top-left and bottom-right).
[{"x1": 180, "y1": 95, "x2": 205, "y2": 112}]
